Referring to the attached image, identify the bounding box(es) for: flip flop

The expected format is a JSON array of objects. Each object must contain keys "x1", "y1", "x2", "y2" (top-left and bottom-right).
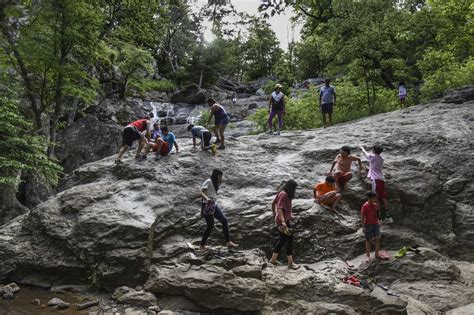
[
  {"x1": 377, "y1": 283, "x2": 389, "y2": 291},
  {"x1": 395, "y1": 246, "x2": 408, "y2": 258}
]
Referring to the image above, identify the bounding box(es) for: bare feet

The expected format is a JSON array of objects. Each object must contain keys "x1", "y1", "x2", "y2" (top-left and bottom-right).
[
  {"x1": 365, "y1": 256, "x2": 371, "y2": 262},
  {"x1": 226, "y1": 241, "x2": 239, "y2": 248}
]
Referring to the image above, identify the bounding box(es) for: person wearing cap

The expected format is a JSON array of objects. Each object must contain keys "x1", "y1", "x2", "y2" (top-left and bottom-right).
[
  {"x1": 314, "y1": 175, "x2": 342, "y2": 213},
  {"x1": 319, "y1": 78, "x2": 336, "y2": 128},
  {"x1": 268, "y1": 83, "x2": 286, "y2": 135}
]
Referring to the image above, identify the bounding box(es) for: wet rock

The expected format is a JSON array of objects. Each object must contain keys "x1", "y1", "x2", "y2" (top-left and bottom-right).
[
  {"x1": 50, "y1": 284, "x2": 87, "y2": 293},
  {"x1": 113, "y1": 286, "x2": 157, "y2": 307},
  {"x1": 47, "y1": 297, "x2": 70, "y2": 309},
  {"x1": 76, "y1": 300, "x2": 99, "y2": 310},
  {"x1": 3, "y1": 283, "x2": 20, "y2": 293},
  {"x1": 30, "y1": 299, "x2": 41, "y2": 306},
  {"x1": 170, "y1": 84, "x2": 206, "y2": 104}
]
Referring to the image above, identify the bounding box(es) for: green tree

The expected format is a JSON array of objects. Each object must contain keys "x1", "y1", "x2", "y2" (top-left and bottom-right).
[{"x1": 242, "y1": 19, "x2": 283, "y2": 81}]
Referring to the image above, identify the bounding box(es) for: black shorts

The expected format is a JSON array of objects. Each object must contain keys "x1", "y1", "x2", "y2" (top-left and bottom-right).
[
  {"x1": 202, "y1": 131, "x2": 212, "y2": 147},
  {"x1": 321, "y1": 102, "x2": 333, "y2": 114},
  {"x1": 122, "y1": 126, "x2": 142, "y2": 147}
]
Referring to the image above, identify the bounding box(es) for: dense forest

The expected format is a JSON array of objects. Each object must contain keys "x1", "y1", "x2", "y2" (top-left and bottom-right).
[{"x1": 0, "y1": 0, "x2": 473, "y2": 197}]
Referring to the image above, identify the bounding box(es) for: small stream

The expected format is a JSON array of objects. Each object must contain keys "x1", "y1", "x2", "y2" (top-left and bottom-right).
[{"x1": 0, "y1": 286, "x2": 92, "y2": 314}]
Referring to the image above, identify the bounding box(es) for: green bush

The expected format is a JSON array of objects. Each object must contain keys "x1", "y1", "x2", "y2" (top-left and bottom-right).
[
  {"x1": 128, "y1": 78, "x2": 175, "y2": 97},
  {"x1": 197, "y1": 109, "x2": 211, "y2": 127},
  {"x1": 420, "y1": 56, "x2": 474, "y2": 101},
  {"x1": 251, "y1": 81, "x2": 399, "y2": 132}
]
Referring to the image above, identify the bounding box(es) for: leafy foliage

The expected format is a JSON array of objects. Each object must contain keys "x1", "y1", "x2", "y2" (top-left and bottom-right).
[{"x1": 0, "y1": 97, "x2": 62, "y2": 188}]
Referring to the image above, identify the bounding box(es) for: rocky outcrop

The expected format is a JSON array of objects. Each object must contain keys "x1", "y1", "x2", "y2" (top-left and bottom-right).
[
  {"x1": 0, "y1": 88, "x2": 473, "y2": 313},
  {"x1": 56, "y1": 115, "x2": 123, "y2": 173},
  {"x1": 170, "y1": 84, "x2": 206, "y2": 104}
]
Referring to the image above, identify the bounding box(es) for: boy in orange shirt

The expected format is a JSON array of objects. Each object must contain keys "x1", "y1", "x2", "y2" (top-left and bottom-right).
[{"x1": 314, "y1": 176, "x2": 342, "y2": 213}]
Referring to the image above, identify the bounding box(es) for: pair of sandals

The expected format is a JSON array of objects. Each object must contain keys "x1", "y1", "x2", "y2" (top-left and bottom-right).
[{"x1": 395, "y1": 244, "x2": 421, "y2": 258}]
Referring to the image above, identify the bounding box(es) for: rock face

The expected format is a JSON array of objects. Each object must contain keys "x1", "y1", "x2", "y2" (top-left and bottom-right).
[
  {"x1": 170, "y1": 84, "x2": 206, "y2": 104},
  {"x1": 0, "y1": 88, "x2": 473, "y2": 313},
  {"x1": 56, "y1": 115, "x2": 123, "y2": 173}
]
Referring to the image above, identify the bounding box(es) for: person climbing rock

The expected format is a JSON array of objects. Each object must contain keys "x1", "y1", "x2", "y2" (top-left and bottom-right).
[
  {"x1": 267, "y1": 83, "x2": 286, "y2": 135},
  {"x1": 361, "y1": 191, "x2": 384, "y2": 261},
  {"x1": 359, "y1": 144, "x2": 393, "y2": 224},
  {"x1": 151, "y1": 122, "x2": 162, "y2": 141},
  {"x1": 398, "y1": 79, "x2": 407, "y2": 109},
  {"x1": 188, "y1": 124, "x2": 212, "y2": 150},
  {"x1": 269, "y1": 179, "x2": 300, "y2": 269},
  {"x1": 328, "y1": 146, "x2": 364, "y2": 190},
  {"x1": 206, "y1": 98, "x2": 230, "y2": 149},
  {"x1": 199, "y1": 169, "x2": 239, "y2": 250},
  {"x1": 319, "y1": 78, "x2": 336, "y2": 128},
  {"x1": 115, "y1": 116, "x2": 152, "y2": 164},
  {"x1": 142, "y1": 125, "x2": 178, "y2": 161},
  {"x1": 314, "y1": 175, "x2": 342, "y2": 213}
]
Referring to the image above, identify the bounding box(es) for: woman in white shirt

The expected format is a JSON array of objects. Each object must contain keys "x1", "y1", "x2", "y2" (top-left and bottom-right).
[{"x1": 200, "y1": 169, "x2": 239, "y2": 250}]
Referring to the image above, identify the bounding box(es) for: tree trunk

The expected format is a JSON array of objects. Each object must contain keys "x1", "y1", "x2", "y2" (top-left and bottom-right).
[
  {"x1": 49, "y1": 3, "x2": 67, "y2": 157},
  {"x1": 0, "y1": 9, "x2": 42, "y2": 131},
  {"x1": 67, "y1": 97, "x2": 79, "y2": 127}
]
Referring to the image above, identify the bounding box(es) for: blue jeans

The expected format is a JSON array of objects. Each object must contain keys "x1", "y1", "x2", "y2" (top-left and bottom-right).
[
  {"x1": 268, "y1": 110, "x2": 283, "y2": 129},
  {"x1": 200, "y1": 203, "x2": 230, "y2": 246}
]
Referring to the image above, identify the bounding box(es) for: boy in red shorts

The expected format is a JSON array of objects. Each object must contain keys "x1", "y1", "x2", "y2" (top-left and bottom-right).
[
  {"x1": 360, "y1": 144, "x2": 392, "y2": 224},
  {"x1": 361, "y1": 191, "x2": 383, "y2": 261},
  {"x1": 328, "y1": 146, "x2": 363, "y2": 190},
  {"x1": 314, "y1": 176, "x2": 342, "y2": 213}
]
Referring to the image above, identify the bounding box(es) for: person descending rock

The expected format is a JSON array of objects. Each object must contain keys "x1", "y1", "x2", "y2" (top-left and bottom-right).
[
  {"x1": 199, "y1": 169, "x2": 239, "y2": 250},
  {"x1": 206, "y1": 98, "x2": 230, "y2": 150},
  {"x1": 314, "y1": 175, "x2": 342, "y2": 213},
  {"x1": 142, "y1": 125, "x2": 179, "y2": 161},
  {"x1": 359, "y1": 144, "x2": 393, "y2": 224},
  {"x1": 328, "y1": 146, "x2": 363, "y2": 190},
  {"x1": 361, "y1": 191, "x2": 384, "y2": 261},
  {"x1": 267, "y1": 83, "x2": 286, "y2": 135},
  {"x1": 188, "y1": 124, "x2": 212, "y2": 150},
  {"x1": 319, "y1": 78, "x2": 336, "y2": 128},
  {"x1": 398, "y1": 79, "x2": 407, "y2": 109},
  {"x1": 151, "y1": 122, "x2": 162, "y2": 141},
  {"x1": 269, "y1": 179, "x2": 300, "y2": 269},
  {"x1": 115, "y1": 116, "x2": 152, "y2": 164}
]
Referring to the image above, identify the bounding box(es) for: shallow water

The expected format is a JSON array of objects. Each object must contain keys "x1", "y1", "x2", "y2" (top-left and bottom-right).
[{"x1": 0, "y1": 286, "x2": 97, "y2": 315}]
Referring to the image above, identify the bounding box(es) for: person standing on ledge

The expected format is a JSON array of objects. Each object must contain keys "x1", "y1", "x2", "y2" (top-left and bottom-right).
[
  {"x1": 115, "y1": 116, "x2": 152, "y2": 164},
  {"x1": 207, "y1": 98, "x2": 230, "y2": 150},
  {"x1": 267, "y1": 83, "x2": 286, "y2": 135},
  {"x1": 319, "y1": 78, "x2": 336, "y2": 128},
  {"x1": 398, "y1": 79, "x2": 407, "y2": 109}
]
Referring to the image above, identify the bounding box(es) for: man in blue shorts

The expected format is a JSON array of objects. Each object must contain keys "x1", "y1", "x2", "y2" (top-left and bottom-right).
[{"x1": 319, "y1": 78, "x2": 336, "y2": 128}]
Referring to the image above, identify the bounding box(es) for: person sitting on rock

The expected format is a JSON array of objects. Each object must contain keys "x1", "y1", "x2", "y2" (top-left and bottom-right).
[
  {"x1": 187, "y1": 124, "x2": 212, "y2": 150},
  {"x1": 328, "y1": 146, "x2": 363, "y2": 190},
  {"x1": 151, "y1": 122, "x2": 162, "y2": 141},
  {"x1": 361, "y1": 191, "x2": 382, "y2": 261},
  {"x1": 142, "y1": 125, "x2": 178, "y2": 161},
  {"x1": 267, "y1": 83, "x2": 286, "y2": 135},
  {"x1": 199, "y1": 169, "x2": 239, "y2": 250},
  {"x1": 359, "y1": 144, "x2": 393, "y2": 224},
  {"x1": 269, "y1": 179, "x2": 300, "y2": 269},
  {"x1": 206, "y1": 97, "x2": 230, "y2": 150},
  {"x1": 314, "y1": 175, "x2": 342, "y2": 213},
  {"x1": 115, "y1": 116, "x2": 152, "y2": 164}
]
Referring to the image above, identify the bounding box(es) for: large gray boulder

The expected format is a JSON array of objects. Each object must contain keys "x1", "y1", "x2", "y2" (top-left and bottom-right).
[
  {"x1": 170, "y1": 84, "x2": 206, "y2": 104},
  {"x1": 0, "y1": 88, "x2": 473, "y2": 312},
  {"x1": 56, "y1": 115, "x2": 123, "y2": 174}
]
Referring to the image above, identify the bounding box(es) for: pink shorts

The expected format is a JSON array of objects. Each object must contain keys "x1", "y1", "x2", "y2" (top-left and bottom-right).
[{"x1": 372, "y1": 179, "x2": 387, "y2": 200}]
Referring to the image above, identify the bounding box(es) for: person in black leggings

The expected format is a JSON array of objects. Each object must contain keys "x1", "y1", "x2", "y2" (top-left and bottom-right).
[
  {"x1": 199, "y1": 169, "x2": 239, "y2": 250},
  {"x1": 269, "y1": 179, "x2": 300, "y2": 269}
]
